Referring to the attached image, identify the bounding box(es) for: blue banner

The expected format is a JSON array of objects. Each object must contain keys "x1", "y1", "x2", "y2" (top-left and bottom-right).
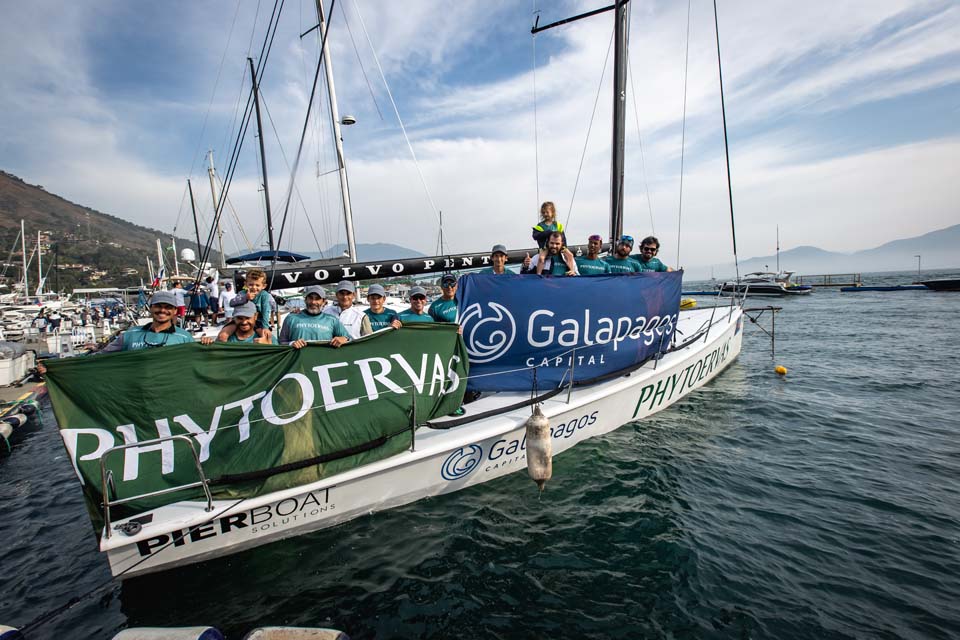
[{"x1": 456, "y1": 272, "x2": 682, "y2": 392}]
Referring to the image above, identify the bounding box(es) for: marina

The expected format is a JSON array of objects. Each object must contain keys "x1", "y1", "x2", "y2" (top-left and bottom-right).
[
  {"x1": 1, "y1": 271, "x2": 958, "y2": 638},
  {"x1": 1, "y1": 0, "x2": 957, "y2": 637}
]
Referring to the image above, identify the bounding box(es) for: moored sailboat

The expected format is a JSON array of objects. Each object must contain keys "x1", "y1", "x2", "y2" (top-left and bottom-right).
[{"x1": 44, "y1": 0, "x2": 748, "y2": 579}]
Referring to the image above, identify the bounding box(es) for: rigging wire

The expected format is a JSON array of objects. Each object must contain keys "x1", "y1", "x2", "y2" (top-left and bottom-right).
[
  {"x1": 270, "y1": 0, "x2": 339, "y2": 271},
  {"x1": 713, "y1": 0, "x2": 740, "y2": 282},
  {"x1": 564, "y1": 26, "x2": 615, "y2": 229},
  {"x1": 351, "y1": 0, "x2": 443, "y2": 227},
  {"x1": 676, "y1": 0, "x2": 692, "y2": 269},
  {"x1": 260, "y1": 93, "x2": 326, "y2": 255},
  {"x1": 626, "y1": 58, "x2": 655, "y2": 236},
  {"x1": 531, "y1": 1, "x2": 541, "y2": 214},
  {"x1": 338, "y1": 0, "x2": 384, "y2": 121}
]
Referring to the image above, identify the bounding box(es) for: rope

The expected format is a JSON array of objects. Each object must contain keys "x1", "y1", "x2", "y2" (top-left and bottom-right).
[
  {"x1": 627, "y1": 57, "x2": 655, "y2": 236},
  {"x1": 676, "y1": 0, "x2": 692, "y2": 269},
  {"x1": 565, "y1": 26, "x2": 615, "y2": 229},
  {"x1": 713, "y1": 0, "x2": 740, "y2": 282},
  {"x1": 531, "y1": 1, "x2": 541, "y2": 214},
  {"x1": 339, "y1": 0, "x2": 384, "y2": 121},
  {"x1": 352, "y1": 0, "x2": 443, "y2": 228}
]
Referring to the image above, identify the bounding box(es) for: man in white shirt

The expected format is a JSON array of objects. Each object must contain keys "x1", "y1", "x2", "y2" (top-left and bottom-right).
[
  {"x1": 323, "y1": 280, "x2": 372, "y2": 339},
  {"x1": 218, "y1": 281, "x2": 235, "y2": 322}
]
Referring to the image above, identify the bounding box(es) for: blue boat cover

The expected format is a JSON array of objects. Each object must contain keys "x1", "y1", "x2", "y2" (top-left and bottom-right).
[
  {"x1": 457, "y1": 272, "x2": 682, "y2": 392},
  {"x1": 225, "y1": 250, "x2": 311, "y2": 264}
]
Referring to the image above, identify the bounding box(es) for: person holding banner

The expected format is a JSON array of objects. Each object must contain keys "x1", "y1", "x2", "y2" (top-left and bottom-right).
[
  {"x1": 279, "y1": 285, "x2": 351, "y2": 349},
  {"x1": 479, "y1": 244, "x2": 511, "y2": 275},
  {"x1": 364, "y1": 284, "x2": 401, "y2": 331},
  {"x1": 324, "y1": 280, "x2": 373, "y2": 339},
  {"x1": 604, "y1": 235, "x2": 643, "y2": 274},
  {"x1": 398, "y1": 286, "x2": 434, "y2": 324},
  {"x1": 429, "y1": 274, "x2": 459, "y2": 322},
  {"x1": 201, "y1": 302, "x2": 275, "y2": 345},
  {"x1": 633, "y1": 236, "x2": 674, "y2": 272},
  {"x1": 533, "y1": 232, "x2": 578, "y2": 276},
  {"x1": 103, "y1": 291, "x2": 194, "y2": 352},
  {"x1": 576, "y1": 234, "x2": 612, "y2": 275}
]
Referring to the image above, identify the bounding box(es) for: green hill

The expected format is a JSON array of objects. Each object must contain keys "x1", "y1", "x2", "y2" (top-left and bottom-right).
[{"x1": 0, "y1": 170, "x2": 216, "y2": 292}]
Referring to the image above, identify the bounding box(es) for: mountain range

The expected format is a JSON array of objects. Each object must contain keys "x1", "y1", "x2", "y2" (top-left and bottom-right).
[
  {"x1": 2, "y1": 169, "x2": 955, "y2": 288},
  {"x1": 684, "y1": 224, "x2": 960, "y2": 281}
]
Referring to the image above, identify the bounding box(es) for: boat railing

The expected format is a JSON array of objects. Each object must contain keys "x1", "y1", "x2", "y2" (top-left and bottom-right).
[{"x1": 99, "y1": 434, "x2": 214, "y2": 539}]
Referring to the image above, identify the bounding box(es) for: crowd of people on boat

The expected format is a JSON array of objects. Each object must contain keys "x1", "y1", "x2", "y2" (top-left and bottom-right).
[{"x1": 39, "y1": 201, "x2": 672, "y2": 359}]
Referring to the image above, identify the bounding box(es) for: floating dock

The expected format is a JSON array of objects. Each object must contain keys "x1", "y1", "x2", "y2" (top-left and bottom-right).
[
  {"x1": 796, "y1": 273, "x2": 862, "y2": 287},
  {"x1": 840, "y1": 285, "x2": 928, "y2": 292}
]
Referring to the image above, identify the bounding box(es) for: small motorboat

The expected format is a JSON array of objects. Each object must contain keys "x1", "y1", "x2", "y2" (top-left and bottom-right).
[{"x1": 918, "y1": 278, "x2": 960, "y2": 291}]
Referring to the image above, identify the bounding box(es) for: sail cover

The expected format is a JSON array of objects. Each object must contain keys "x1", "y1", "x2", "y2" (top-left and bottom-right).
[
  {"x1": 457, "y1": 272, "x2": 682, "y2": 392},
  {"x1": 45, "y1": 324, "x2": 468, "y2": 535}
]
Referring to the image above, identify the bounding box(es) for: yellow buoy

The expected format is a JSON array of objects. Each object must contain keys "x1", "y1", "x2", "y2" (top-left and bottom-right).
[
  {"x1": 680, "y1": 298, "x2": 697, "y2": 310},
  {"x1": 775, "y1": 365, "x2": 788, "y2": 375}
]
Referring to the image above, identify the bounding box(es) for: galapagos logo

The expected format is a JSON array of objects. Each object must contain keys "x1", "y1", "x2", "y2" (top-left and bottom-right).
[
  {"x1": 460, "y1": 302, "x2": 517, "y2": 363},
  {"x1": 441, "y1": 445, "x2": 484, "y2": 480}
]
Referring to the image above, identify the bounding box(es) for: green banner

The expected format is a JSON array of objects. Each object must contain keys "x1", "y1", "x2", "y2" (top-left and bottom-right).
[{"x1": 45, "y1": 324, "x2": 468, "y2": 536}]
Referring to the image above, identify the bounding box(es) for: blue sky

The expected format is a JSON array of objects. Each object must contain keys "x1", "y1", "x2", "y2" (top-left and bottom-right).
[{"x1": 1, "y1": 0, "x2": 958, "y2": 272}]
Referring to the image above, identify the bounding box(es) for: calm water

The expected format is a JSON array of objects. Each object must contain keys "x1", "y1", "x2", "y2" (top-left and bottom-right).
[{"x1": 2, "y1": 269, "x2": 959, "y2": 639}]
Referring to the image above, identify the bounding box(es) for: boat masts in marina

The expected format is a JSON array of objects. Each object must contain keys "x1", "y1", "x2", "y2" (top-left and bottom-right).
[{"x1": 248, "y1": 56, "x2": 275, "y2": 254}]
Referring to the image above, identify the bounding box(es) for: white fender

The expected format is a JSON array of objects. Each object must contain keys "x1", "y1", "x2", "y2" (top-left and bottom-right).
[{"x1": 524, "y1": 403, "x2": 553, "y2": 491}]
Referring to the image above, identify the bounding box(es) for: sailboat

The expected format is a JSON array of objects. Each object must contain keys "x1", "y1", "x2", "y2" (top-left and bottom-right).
[{"x1": 43, "y1": 1, "x2": 746, "y2": 579}]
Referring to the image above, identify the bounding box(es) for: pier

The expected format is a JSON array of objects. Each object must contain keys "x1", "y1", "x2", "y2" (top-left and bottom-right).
[{"x1": 796, "y1": 273, "x2": 862, "y2": 287}]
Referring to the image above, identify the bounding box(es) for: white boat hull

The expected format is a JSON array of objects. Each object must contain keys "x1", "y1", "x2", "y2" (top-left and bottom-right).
[{"x1": 103, "y1": 305, "x2": 744, "y2": 578}]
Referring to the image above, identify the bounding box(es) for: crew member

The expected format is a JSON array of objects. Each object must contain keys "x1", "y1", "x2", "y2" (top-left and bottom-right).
[
  {"x1": 479, "y1": 245, "x2": 510, "y2": 275},
  {"x1": 604, "y1": 235, "x2": 642, "y2": 273},
  {"x1": 575, "y1": 234, "x2": 611, "y2": 275},
  {"x1": 364, "y1": 284, "x2": 401, "y2": 331},
  {"x1": 533, "y1": 232, "x2": 578, "y2": 276},
  {"x1": 324, "y1": 280, "x2": 372, "y2": 339},
  {"x1": 633, "y1": 236, "x2": 673, "y2": 272},
  {"x1": 398, "y1": 286, "x2": 434, "y2": 324},
  {"x1": 429, "y1": 274, "x2": 459, "y2": 322},
  {"x1": 279, "y1": 285, "x2": 351, "y2": 349}
]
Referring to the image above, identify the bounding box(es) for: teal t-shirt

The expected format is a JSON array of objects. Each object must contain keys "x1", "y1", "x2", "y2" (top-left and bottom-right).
[
  {"x1": 633, "y1": 256, "x2": 669, "y2": 272},
  {"x1": 120, "y1": 325, "x2": 194, "y2": 350},
  {"x1": 365, "y1": 308, "x2": 400, "y2": 331},
  {"x1": 428, "y1": 298, "x2": 458, "y2": 323},
  {"x1": 398, "y1": 310, "x2": 434, "y2": 324},
  {"x1": 542, "y1": 256, "x2": 569, "y2": 276},
  {"x1": 227, "y1": 333, "x2": 278, "y2": 344},
  {"x1": 575, "y1": 256, "x2": 611, "y2": 275},
  {"x1": 478, "y1": 267, "x2": 507, "y2": 275},
  {"x1": 603, "y1": 256, "x2": 642, "y2": 274},
  {"x1": 279, "y1": 312, "x2": 350, "y2": 344}
]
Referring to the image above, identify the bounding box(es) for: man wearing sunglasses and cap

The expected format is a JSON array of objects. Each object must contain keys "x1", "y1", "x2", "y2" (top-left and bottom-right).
[
  {"x1": 279, "y1": 285, "x2": 351, "y2": 349},
  {"x1": 633, "y1": 236, "x2": 673, "y2": 272},
  {"x1": 575, "y1": 234, "x2": 612, "y2": 275},
  {"x1": 604, "y1": 235, "x2": 643, "y2": 274},
  {"x1": 323, "y1": 280, "x2": 372, "y2": 339},
  {"x1": 429, "y1": 274, "x2": 459, "y2": 323}
]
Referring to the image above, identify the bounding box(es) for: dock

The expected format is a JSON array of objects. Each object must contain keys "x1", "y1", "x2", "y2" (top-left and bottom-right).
[{"x1": 796, "y1": 273, "x2": 862, "y2": 287}]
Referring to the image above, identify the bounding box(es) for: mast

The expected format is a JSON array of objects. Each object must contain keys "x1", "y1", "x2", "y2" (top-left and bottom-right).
[
  {"x1": 36, "y1": 230, "x2": 43, "y2": 296},
  {"x1": 188, "y1": 179, "x2": 203, "y2": 266},
  {"x1": 609, "y1": 0, "x2": 630, "y2": 243},
  {"x1": 249, "y1": 57, "x2": 276, "y2": 253},
  {"x1": 156, "y1": 239, "x2": 165, "y2": 287},
  {"x1": 315, "y1": 0, "x2": 358, "y2": 263},
  {"x1": 20, "y1": 220, "x2": 28, "y2": 299},
  {"x1": 171, "y1": 237, "x2": 180, "y2": 275},
  {"x1": 776, "y1": 225, "x2": 780, "y2": 273},
  {"x1": 207, "y1": 151, "x2": 226, "y2": 267}
]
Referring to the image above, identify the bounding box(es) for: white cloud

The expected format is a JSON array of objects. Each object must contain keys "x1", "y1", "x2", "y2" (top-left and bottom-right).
[{"x1": 0, "y1": 0, "x2": 957, "y2": 268}]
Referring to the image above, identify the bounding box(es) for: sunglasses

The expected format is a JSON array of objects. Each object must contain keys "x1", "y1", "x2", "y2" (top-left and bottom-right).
[
  {"x1": 640, "y1": 245, "x2": 658, "y2": 252},
  {"x1": 588, "y1": 235, "x2": 602, "y2": 242},
  {"x1": 620, "y1": 235, "x2": 634, "y2": 244},
  {"x1": 411, "y1": 295, "x2": 426, "y2": 300}
]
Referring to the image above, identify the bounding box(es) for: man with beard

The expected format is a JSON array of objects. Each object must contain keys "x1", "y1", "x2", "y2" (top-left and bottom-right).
[
  {"x1": 279, "y1": 285, "x2": 351, "y2": 349},
  {"x1": 603, "y1": 235, "x2": 642, "y2": 274},
  {"x1": 533, "y1": 232, "x2": 578, "y2": 276}
]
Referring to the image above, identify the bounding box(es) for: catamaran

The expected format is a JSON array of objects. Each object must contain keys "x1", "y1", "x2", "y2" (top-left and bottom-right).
[{"x1": 44, "y1": 0, "x2": 749, "y2": 579}]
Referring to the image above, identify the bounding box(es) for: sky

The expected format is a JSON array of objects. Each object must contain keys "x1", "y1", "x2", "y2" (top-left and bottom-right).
[{"x1": 1, "y1": 0, "x2": 958, "y2": 272}]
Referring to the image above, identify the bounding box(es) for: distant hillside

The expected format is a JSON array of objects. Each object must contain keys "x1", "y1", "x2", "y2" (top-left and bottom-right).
[
  {"x1": 685, "y1": 224, "x2": 960, "y2": 280},
  {"x1": 0, "y1": 171, "x2": 215, "y2": 291},
  {"x1": 309, "y1": 243, "x2": 426, "y2": 261}
]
